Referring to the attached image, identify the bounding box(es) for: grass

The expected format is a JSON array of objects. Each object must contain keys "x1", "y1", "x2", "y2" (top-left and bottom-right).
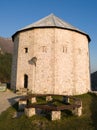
[{"x1": 0, "y1": 93, "x2": 97, "y2": 130}]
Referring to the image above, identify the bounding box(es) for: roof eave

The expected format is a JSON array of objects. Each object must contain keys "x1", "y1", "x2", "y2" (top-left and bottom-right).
[{"x1": 12, "y1": 26, "x2": 91, "y2": 42}]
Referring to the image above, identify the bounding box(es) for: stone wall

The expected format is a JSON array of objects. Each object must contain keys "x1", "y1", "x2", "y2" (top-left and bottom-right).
[
  {"x1": 11, "y1": 35, "x2": 19, "y2": 90},
  {"x1": 11, "y1": 28, "x2": 90, "y2": 95}
]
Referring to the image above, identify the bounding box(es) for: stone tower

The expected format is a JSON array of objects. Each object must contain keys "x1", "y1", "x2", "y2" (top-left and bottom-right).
[{"x1": 11, "y1": 14, "x2": 91, "y2": 95}]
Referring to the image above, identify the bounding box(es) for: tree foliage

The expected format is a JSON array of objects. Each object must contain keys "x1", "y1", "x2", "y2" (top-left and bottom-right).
[{"x1": 0, "y1": 53, "x2": 12, "y2": 83}]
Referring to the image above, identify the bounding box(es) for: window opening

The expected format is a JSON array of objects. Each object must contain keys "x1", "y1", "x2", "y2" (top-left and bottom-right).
[
  {"x1": 24, "y1": 48, "x2": 28, "y2": 53},
  {"x1": 24, "y1": 74, "x2": 28, "y2": 88},
  {"x1": 63, "y1": 46, "x2": 67, "y2": 53}
]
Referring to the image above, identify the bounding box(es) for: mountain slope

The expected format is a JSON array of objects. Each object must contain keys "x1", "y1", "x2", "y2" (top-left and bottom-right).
[{"x1": 0, "y1": 37, "x2": 13, "y2": 54}]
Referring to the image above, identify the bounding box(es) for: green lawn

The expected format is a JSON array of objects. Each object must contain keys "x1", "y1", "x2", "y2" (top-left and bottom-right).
[{"x1": 0, "y1": 93, "x2": 97, "y2": 130}]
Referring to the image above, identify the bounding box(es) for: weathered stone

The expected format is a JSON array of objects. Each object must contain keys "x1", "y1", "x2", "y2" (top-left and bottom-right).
[
  {"x1": 30, "y1": 97, "x2": 37, "y2": 103},
  {"x1": 11, "y1": 14, "x2": 91, "y2": 96},
  {"x1": 46, "y1": 96, "x2": 52, "y2": 101},
  {"x1": 51, "y1": 111, "x2": 61, "y2": 120},
  {"x1": 25, "y1": 107, "x2": 36, "y2": 117},
  {"x1": 72, "y1": 106, "x2": 82, "y2": 116}
]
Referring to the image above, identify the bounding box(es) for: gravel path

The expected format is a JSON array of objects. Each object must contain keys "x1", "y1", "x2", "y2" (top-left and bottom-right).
[{"x1": 0, "y1": 90, "x2": 20, "y2": 114}]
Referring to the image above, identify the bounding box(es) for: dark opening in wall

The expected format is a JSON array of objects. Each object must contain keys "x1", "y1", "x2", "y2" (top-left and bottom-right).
[
  {"x1": 24, "y1": 74, "x2": 28, "y2": 88},
  {"x1": 24, "y1": 48, "x2": 28, "y2": 53}
]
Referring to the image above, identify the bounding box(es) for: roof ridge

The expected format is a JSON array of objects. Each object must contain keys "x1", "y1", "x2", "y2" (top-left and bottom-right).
[{"x1": 51, "y1": 14, "x2": 56, "y2": 26}]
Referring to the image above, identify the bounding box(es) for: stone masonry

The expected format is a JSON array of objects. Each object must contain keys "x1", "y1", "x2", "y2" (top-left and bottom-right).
[{"x1": 11, "y1": 14, "x2": 91, "y2": 95}]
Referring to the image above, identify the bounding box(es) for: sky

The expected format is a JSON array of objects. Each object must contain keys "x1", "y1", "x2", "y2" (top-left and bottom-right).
[{"x1": 0, "y1": 0, "x2": 97, "y2": 73}]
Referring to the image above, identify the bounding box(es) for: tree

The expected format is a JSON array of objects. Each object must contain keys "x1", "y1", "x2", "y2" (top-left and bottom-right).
[{"x1": 0, "y1": 53, "x2": 12, "y2": 83}]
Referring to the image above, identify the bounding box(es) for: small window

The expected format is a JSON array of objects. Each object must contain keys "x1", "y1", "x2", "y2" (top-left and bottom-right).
[
  {"x1": 63, "y1": 46, "x2": 67, "y2": 53},
  {"x1": 24, "y1": 48, "x2": 28, "y2": 53},
  {"x1": 42, "y1": 46, "x2": 47, "y2": 52}
]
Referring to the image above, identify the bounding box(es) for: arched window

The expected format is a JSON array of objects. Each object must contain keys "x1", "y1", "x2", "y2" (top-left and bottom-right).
[{"x1": 24, "y1": 74, "x2": 28, "y2": 88}]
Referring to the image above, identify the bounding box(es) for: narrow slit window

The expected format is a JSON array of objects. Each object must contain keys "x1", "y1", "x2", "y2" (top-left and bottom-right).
[
  {"x1": 63, "y1": 46, "x2": 65, "y2": 52},
  {"x1": 24, "y1": 74, "x2": 28, "y2": 88},
  {"x1": 24, "y1": 48, "x2": 28, "y2": 53},
  {"x1": 63, "y1": 46, "x2": 67, "y2": 53}
]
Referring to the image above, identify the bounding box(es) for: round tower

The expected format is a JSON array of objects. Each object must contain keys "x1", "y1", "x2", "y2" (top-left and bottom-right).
[{"x1": 11, "y1": 14, "x2": 91, "y2": 95}]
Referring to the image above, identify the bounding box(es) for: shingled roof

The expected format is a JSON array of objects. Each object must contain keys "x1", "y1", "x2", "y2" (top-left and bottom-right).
[{"x1": 12, "y1": 14, "x2": 90, "y2": 41}]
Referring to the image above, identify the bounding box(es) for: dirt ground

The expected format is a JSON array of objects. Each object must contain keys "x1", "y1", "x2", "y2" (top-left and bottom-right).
[{"x1": 0, "y1": 89, "x2": 20, "y2": 114}]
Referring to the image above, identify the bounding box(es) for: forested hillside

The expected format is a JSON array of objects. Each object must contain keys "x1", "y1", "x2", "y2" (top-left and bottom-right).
[
  {"x1": 0, "y1": 37, "x2": 13, "y2": 54},
  {"x1": 0, "y1": 53, "x2": 12, "y2": 83},
  {"x1": 0, "y1": 36, "x2": 13, "y2": 83}
]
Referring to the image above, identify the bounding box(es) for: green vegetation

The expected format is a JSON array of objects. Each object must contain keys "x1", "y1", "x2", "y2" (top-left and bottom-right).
[
  {"x1": 0, "y1": 53, "x2": 12, "y2": 83},
  {"x1": 0, "y1": 93, "x2": 97, "y2": 130}
]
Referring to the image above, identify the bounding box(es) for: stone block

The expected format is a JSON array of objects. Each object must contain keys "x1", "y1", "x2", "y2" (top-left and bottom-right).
[
  {"x1": 72, "y1": 106, "x2": 82, "y2": 116},
  {"x1": 30, "y1": 97, "x2": 37, "y2": 103},
  {"x1": 51, "y1": 111, "x2": 61, "y2": 121},
  {"x1": 25, "y1": 107, "x2": 36, "y2": 117},
  {"x1": 46, "y1": 96, "x2": 53, "y2": 101}
]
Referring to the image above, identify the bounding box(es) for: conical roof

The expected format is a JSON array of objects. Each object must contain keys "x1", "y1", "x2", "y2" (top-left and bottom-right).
[{"x1": 12, "y1": 14, "x2": 90, "y2": 41}]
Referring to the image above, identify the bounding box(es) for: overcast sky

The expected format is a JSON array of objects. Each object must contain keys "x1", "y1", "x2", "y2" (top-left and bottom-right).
[{"x1": 0, "y1": 0, "x2": 97, "y2": 73}]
